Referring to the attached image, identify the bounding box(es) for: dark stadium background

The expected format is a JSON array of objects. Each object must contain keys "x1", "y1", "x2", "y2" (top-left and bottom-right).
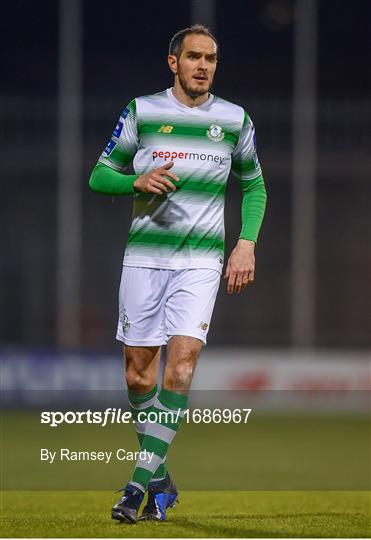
[
  {"x1": 1, "y1": 0, "x2": 370, "y2": 351},
  {"x1": 1, "y1": 3, "x2": 370, "y2": 536}
]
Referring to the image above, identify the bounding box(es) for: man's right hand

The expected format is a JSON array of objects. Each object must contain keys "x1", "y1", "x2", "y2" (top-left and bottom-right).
[{"x1": 134, "y1": 161, "x2": 179, "y2": 194}]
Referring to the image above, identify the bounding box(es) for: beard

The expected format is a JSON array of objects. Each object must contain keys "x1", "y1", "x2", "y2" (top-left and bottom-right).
[{"x1": 177, "y1": 68, "x2": 213, "y2": 99}]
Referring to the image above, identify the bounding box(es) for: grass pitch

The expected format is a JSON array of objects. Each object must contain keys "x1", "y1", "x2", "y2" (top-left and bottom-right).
[
  {"x1": 1, "y1": 490, "x2": 370, "y2": 537},
  {"x1": 1, "y1": 412, "x2": 369, "y2": 536}
]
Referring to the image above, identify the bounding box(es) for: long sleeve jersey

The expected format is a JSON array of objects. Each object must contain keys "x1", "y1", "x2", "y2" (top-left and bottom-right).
[{"x1": 90, "y1": 87, "x2": 267, "y2": 274}]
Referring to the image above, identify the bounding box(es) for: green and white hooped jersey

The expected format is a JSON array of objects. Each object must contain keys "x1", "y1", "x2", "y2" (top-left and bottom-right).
[{"x1": 99, "y1": 88, "x2": 262, "y2": 274}]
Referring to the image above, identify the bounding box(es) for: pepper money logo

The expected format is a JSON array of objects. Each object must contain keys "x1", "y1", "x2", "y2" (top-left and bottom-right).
[{"x1": 206, "y1": 124, "x2": 225, "y2": 142}]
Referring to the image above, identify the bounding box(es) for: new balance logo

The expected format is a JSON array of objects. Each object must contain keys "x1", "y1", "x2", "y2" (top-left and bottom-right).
[
  {"x1": 198, "y1": 322, "x2": 209, "y2": 331},
  {"x1": 157, "y1": 125, "x2": 174, "y2": 133}
]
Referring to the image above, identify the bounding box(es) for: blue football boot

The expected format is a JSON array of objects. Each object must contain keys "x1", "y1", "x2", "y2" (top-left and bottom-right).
[
  {"x1": 139, "y1": 473, "x2": 179, "y2": 521},
  {"x1": 111, "y1": 483, "x2": 144, "y2": 523}
]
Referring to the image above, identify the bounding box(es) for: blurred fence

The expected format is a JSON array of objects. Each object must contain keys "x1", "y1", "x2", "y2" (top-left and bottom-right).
[{"x1": 1, "y1": 97, "x2": 370, "y2": 348}]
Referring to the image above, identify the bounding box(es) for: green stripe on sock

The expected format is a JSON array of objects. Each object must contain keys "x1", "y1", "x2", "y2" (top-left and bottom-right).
[
  {"x1": 132, "y1": 466, "x2": 154, "y2": 488},
  {"x1": 152, "y1": 462, "x2": 167, "y2": 481},
  {"x1": 128, "y1": 384, "x2": 158, "y2": 405},
  {"x1": 158, "y1": 388, "x2": 188, "y2": 410},
  {"x1": 141, "y1": 434, "x2": 169, "y2": 458}
]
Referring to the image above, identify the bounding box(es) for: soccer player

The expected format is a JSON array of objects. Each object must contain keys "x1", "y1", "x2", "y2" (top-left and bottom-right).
[{"x1": 89, "y1": 24, "x2": 267, "y2": 523}]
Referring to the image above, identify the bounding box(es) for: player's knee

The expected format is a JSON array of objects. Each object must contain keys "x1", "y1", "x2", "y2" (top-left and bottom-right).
[
  {"x1": 125, "y1": 369, "x2": 151, "y2": 392},
  {"x1": 168, "y1": 360, "x2": 195, "y2": 388}
]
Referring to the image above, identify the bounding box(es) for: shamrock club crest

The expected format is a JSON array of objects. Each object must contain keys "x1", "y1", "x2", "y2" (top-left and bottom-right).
[
  {"x1": 120, "y1": 309, "x2": 131, "y2": 332},
  {"x1": 206, "y1": 124, "x2": 225, "y2": 142}
]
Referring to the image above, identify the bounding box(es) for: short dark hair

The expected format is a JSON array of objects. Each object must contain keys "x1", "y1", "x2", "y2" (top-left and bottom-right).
[{"x1": 168, "y1": 24, "x2": 218, "y2": 58}]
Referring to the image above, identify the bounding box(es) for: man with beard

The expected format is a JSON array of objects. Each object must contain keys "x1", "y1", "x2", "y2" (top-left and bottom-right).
[{"x1": 89, "y1": 24, "x2": 267, "y2": 523}]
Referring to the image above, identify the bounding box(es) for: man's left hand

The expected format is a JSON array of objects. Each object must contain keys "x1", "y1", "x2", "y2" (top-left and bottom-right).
[{"x1": 224, "y1": 239, "x2": 255, "y2": 295}]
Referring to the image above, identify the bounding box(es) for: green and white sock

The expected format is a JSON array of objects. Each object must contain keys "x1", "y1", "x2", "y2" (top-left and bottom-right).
[
  {"x1": 130, "y1": 388, "x2": 188, "y2": 492},
  {"x1": 128, "y1": 385, "x2": 167, "y2": 481}
]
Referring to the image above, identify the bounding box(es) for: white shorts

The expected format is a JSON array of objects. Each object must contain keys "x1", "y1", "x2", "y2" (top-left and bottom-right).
[{"x1": 116, "y1": 266, "x2": 220, "y2": 346}]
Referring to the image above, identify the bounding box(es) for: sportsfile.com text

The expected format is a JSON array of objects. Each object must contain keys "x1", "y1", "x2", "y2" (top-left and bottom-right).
[{"x1": 40, "y1": 408, "x2": 252, "y2": 427}]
